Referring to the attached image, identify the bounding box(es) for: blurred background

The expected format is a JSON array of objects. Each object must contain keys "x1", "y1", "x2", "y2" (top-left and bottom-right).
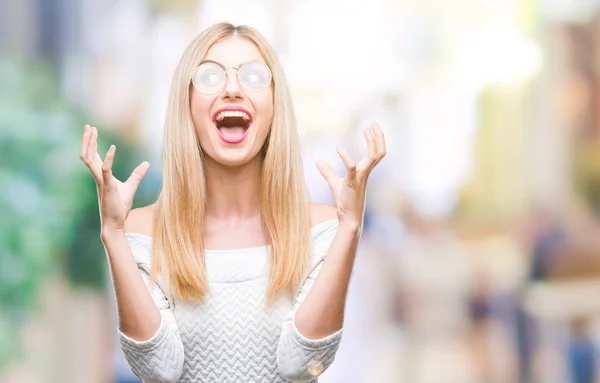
[{"x1": 2, "y1": 0, "x2": 600, "y2": 382}]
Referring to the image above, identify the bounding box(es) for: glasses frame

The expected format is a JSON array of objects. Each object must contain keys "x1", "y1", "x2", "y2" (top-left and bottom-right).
[{"x1": 191, "y1": 59, "x2": 272, "y2": 95}]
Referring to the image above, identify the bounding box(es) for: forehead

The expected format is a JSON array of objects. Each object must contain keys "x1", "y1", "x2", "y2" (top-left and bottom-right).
[{"x1": 203, "y1": 37, "x2": 266, "y2": 67}]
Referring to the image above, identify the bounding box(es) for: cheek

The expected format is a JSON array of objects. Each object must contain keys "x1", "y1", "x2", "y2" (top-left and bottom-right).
[
  {"x1": 256, "y1": 92, "x2": 274, "y2": 127},
  {"x1": 190, "y1": 91, "x2": 212, "y2": 126},
  {"x1": 189, "y1": 91, "x2": 200, "y2": 120}
]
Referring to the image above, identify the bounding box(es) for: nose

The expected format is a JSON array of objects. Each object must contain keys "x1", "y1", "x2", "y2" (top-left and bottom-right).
[{"x1": 220, "y1": 68, "x2": 243, "y2": 100}]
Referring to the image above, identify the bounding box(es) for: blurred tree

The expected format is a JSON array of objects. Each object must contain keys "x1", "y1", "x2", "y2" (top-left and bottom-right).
[{"x1": 0, "y1": 57, "x2": 156, "y2": 368}]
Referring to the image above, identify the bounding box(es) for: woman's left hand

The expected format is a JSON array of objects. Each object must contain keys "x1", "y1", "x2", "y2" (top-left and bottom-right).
[{"x1": 317, "y1": 122, "x2": 387, "y2": 230}]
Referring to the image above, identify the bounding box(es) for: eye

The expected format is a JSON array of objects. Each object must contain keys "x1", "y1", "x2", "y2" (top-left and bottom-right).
[
  {"x1": 193, "y1": 63, "x2": 225, "y2": 87},
  {"x1": 239, "y1": 61, "x2": 272, "y2": 88},
  {"x1": 200, "y1": 71, "x2": 224, "y2": 85},
  {"x1": 240, "y1": 70, "x2": 269, "y2": 83},
  {"x1": 245, "y1": 73, "x2": 262, "y2": 84}
]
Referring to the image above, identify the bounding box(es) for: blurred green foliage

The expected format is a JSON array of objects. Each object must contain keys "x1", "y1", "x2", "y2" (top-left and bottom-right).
[{"x1": 0, "y1": 57, "x2": 156, "y2": 367}]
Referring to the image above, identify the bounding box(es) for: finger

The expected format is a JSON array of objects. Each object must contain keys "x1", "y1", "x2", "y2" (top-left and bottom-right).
[
  {"x1": 372, "y1": 123, "x2": 386, "y2": 159},
  {"x1": 125, "y1": 161, "x2": 151, "y2": 193},
  {"x1": 85, "y1": 126, "x2": 95, "y2": 161},
  {"x1": 316, "y1": 160, "x2": 340, "y2": 190},
  {"x1": 102, "y1": 145, "x2": 117, "y2": 189},
  {"x1": 363, "y1": 126, "x2": 377, "y2": 168},
  {"x1": 79, "y1": 125, "x2": 91, "y2": 161},
  {"x1": 364, "y1": 126, "x2": 377, "y2": 159},
  {"x1": 336, "y1": 147, "x2": 356, "y2": 181},
  {"x1": 80, "y1": 126, "x2": 102, "y2": 183},
  {"x1": 91, "y1": 127, "x2": 99, "y2": 162},
  {"x1": 87, "y1": 127, "x2": 105, "y2": 180},
  {"x1": 86, "y1": 127, "x2": 98, "y2": 163}
]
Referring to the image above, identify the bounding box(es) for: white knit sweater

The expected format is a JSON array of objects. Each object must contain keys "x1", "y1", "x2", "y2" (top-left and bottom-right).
[{"x1": 119, "y1": 219, "x2": 343, "y2": 383}]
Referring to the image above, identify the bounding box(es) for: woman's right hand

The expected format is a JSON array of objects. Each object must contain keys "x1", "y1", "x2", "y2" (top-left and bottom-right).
[{"x1": 79, "y1": 125, "x2": 150, "y2": 234}]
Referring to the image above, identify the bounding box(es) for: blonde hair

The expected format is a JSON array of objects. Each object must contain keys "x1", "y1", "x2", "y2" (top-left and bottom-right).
[{"x1": 151, "y1": 23, "x2": 310, "y2": 304}]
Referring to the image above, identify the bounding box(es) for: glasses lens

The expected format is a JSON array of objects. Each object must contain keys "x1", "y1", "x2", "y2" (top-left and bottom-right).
[
  {"x1": 238, "y1": 61, "x2": 272, "y2": 92},
  {"x1": 192, "y1": 63, "x2": 226, "y2": 94}
]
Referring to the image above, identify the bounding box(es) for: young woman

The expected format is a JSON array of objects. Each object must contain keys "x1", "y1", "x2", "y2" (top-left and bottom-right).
[{"x1": 79, "y1": 22, "x2": 386, "y2": 383}]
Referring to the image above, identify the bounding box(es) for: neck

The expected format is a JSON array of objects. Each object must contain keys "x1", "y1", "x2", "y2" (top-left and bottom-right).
[{"x1": 204, "y1": 155, "x2": 263, "y2": 223}]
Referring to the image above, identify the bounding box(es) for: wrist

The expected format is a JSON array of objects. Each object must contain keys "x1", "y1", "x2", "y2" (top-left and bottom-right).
[
  {"x1": 101, "y1": 227, "x2": 126, "y2": 241},
  {"x1": 338, "y1": 218, "x2": 362, "y2": 235}
]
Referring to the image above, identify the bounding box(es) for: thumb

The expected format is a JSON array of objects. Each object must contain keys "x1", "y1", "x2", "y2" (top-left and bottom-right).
[
  {"x1": 316, "y1": 160, "x2": 339, "y2": 190},
  {"x1": 125, "y1": 161, "x2": 151, "y2": 194}
]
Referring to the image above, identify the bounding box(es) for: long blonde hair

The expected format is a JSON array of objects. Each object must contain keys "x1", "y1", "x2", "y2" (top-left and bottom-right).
[{"x1": 151, "y1": 23, "x2": 310, "y2": 305}]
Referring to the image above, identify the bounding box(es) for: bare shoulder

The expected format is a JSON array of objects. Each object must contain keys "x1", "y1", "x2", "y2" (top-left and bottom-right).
[
  {"x1": 124, "y1": 203, "x2": 156, "y2": 236},
  {"x1": 309, "y1": 202, "x2": 338, "y2": 228}
]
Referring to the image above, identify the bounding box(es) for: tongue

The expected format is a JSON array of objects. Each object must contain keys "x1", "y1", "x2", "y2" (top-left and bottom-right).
[{"x1": 219, "y1": 126, "x2": 246, "y2": 138}]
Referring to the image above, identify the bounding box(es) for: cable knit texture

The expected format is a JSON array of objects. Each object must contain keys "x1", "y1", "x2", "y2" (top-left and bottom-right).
[{"x1": 119, "y1": 219, "x2": 342, "y2": 383}]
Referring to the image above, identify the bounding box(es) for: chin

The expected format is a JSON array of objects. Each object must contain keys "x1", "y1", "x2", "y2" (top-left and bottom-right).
[
  {"x1": 213, "y1": 155, "x2": 253, "y2": 167},
  {"x1": 208, "y1": 146, "x2": 262, "y2": 168}
]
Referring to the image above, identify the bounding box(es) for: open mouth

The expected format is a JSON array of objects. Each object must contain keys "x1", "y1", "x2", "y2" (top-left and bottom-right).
[{"x1": 213, "y1": 109, "x2": 253, "y2": 144}]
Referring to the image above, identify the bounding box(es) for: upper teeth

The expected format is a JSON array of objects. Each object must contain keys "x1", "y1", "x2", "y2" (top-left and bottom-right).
[{"x1": 216, "y1": 110, "x2": 250, "y2": 121}]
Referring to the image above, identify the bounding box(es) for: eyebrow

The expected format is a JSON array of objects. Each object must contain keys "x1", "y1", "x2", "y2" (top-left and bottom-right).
[
  {"x1": 198, "y1": 60, "x2": 230, "y2": 70},
  {"x1": 198, "y1": 59, "x2": 265, "y2": 69}
]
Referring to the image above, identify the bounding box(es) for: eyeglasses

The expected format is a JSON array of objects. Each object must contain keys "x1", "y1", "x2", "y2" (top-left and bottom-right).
[{"x1": 191, "y1": 60, "x2": 272, "y2": 95}]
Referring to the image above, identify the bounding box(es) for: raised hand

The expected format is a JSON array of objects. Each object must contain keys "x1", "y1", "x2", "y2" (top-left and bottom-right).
[
  {"x1": 79, "y1": 125, "x2": 150, "y2": 233},
  {"x1": 316, "y1": 123, "x2": 386, "y2": 230}
]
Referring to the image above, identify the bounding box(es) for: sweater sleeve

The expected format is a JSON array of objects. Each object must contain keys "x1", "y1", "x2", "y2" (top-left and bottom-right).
[
  {"x1": 277, "y1": 219, "x2": 344, "y2": 383},
  {"x1": 118, "y1": 235, "x2": 185, "y2": 383}
]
